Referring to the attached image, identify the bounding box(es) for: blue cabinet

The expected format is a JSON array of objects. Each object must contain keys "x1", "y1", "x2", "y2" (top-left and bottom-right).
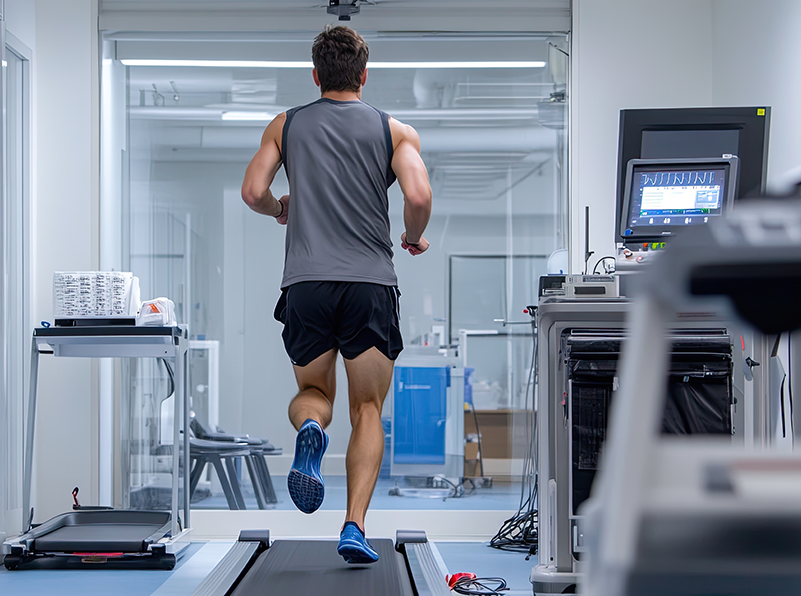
[{"x1": 392, "y1": 366, "x2": 450, "y2": 465}]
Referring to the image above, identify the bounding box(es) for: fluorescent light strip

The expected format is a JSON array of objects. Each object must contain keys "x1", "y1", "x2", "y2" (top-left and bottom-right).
[
  {"x1": 120, "y1": 59, "x2": 545, "y2": 69},
  {"x1": 222, "y1": 111, "x2": 276, "y2": 121}
]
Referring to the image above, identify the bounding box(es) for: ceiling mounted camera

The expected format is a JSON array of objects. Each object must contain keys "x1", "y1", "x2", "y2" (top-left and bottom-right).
[{"x1": 327, "y1": 0, "x2": 360, "y2": 21}]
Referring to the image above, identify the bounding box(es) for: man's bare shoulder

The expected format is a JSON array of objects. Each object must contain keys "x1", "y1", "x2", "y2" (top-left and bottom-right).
[
  {"x1": 388, "y1": 116, "x2": 420, "y2": 151},
  {"x1": 262, "y1": 112, "x2": 288, "y2": 151}
]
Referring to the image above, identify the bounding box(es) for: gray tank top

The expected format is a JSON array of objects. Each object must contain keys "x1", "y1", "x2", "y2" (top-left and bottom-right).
[{"x1": 280, "y1": 98, "x2": 397, "y2": 288}]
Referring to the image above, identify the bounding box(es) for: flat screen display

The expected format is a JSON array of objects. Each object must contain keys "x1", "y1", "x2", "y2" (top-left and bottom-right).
[
  {"x1": 615, "y1": 107, "x2": 770, "y2": 243},
  {"x1": 641, "y1": 129, "x2": 741, "y2": 160},
  {"x1": 622, "y1": 165, "x2": 728, "y2": 238}
]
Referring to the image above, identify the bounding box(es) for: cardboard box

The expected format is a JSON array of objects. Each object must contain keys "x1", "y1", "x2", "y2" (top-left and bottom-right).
[{"x1": 464, "y1": 410, "x2": 532, "y2": 460}]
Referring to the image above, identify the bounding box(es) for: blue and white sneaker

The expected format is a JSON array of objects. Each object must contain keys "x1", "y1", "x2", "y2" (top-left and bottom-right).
[
  {"x1": 287, "y1": 419, "x2": 328, "y2": 514},
  {"x1": 337, "y1": 521, "x2": 379, "y2": 564}
]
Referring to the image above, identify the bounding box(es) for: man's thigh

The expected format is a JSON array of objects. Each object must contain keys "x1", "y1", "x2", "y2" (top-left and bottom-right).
[
  {"x1": 342, "y1": 347, "x2": 394, "y2": 409},
  {"x1": 293, "y1": 348, "x2": 338, "y2": 403}
]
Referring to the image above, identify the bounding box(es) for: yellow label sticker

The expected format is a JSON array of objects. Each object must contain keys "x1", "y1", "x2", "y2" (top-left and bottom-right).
[{"x1": 757, "y1": 108, "x2": 766, "y2": 116}]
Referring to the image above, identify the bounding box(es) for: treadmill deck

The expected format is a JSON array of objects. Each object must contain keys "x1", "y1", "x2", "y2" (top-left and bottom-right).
[
  {"x1": 230, "y1": 539, "x2": 415, "y2": 596},
  {"x1": 33, "y1": 523, "x2": 167, "y2": 553}
]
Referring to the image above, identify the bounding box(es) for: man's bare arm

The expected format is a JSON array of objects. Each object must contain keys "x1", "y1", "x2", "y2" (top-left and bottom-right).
[
  {"x1": 390, "y1": 118, "x2": 432, "y2": 255},
  {"x1": 242, "y1": 113, "x2": 287, "y2": 220}
]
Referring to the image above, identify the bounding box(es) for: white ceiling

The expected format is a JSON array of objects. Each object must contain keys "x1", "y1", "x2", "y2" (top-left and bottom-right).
[
  {"x1": 99, "y1": 0, "x2": 571, "y2": 34},
  {"x1": 100, "y1": 0, "x2": 569, "y2": 12}
]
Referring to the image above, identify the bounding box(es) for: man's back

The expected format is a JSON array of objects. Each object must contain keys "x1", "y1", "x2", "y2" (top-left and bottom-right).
[{"x1": 281, "y1": 98, "x2": 397, "y2": 289}]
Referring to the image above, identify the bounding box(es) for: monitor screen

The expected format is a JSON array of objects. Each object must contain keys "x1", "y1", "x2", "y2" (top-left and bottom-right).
[{"x1": 620, "y1": 157, "x2": 737, "y2": 242}]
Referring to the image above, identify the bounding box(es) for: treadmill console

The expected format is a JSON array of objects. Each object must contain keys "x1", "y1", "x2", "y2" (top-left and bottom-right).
[{"x1": 616, "y1": 155, "x2": 739, "y2": 271}]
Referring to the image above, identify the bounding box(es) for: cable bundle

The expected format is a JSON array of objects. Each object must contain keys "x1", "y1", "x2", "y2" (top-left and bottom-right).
[
  {"x1": 450, "y1": 575, "x2": 509, "y2": 595},
  {"x1": 489, "y1": 322, "x2": 538, "y2": 554}
]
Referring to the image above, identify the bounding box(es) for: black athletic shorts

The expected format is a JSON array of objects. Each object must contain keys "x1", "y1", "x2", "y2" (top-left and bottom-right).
[{"x1": 273, "y1": 281, "x2": 404, "y2": 367}]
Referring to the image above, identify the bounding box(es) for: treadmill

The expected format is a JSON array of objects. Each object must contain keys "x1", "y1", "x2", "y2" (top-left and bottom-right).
[
  {"x1": 2, "y1": 326, "x2": 193, "y2": 570},
  {"x1": 3, "y1": 509, "x2": 178, "y2": 570},
  {"x1": 191, "y1": 529, "x2": 450, "y2": 596}
]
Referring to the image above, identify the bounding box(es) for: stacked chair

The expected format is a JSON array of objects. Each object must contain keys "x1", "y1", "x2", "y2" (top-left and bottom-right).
[{"x1": 189, "y1": 413, "x2": 282, "y2": 509}]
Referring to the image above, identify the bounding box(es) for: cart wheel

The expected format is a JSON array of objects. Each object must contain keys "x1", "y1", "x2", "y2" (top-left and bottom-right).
[
  {"x1": 3, "y1": 555, "x2": 21, "y2": 570},
  {"x1": 160, "y1": 554, "x2": 176, "y2": 570}
]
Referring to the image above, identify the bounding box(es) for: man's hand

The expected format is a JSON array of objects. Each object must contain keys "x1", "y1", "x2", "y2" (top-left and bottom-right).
[
  {"x1": 401, "y1": 232, "x2": 429, "y2": 256},
  {"x1": 276, "y1": 195, "x2": 290, "y2": 225}
]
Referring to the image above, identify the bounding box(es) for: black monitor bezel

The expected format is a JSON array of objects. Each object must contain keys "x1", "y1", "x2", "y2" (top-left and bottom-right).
[{"x1": 619, "y1": 157, "x2": 738, "y2": 243}]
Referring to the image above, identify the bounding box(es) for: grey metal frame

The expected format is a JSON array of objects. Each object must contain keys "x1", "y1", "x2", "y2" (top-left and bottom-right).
[
  {"x1": 20, "y1": 327, "x2": 191, "y2": 541},
  {"x1": 532, "y1": 298, "x2": 630, "y2": 593},
  {"x1": 531, "y1": 296, "x2": 758, "y2": 595}
]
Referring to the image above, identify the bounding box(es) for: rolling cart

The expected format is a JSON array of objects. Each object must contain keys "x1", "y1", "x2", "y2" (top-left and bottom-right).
[{"x1": 3, "y1": 326, "x2": 192, "y2": 570}]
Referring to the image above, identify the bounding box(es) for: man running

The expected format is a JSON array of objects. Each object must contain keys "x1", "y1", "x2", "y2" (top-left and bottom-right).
[{"x1": 241, "y1": 25, "x2": 432, "y2": 564}]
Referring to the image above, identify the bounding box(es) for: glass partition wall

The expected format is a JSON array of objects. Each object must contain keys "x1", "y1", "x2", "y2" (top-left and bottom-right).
[
  {"x1": 102, "y1": 32, "x2": 568, "y2": 515},
  {"x1": 3, "y1": 37, "x2": 31, "y2": 539}
]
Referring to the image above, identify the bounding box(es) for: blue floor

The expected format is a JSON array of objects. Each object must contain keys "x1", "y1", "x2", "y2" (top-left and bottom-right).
[
  {"x1": 0, "y1": 543, "x2": 206, "y2": 596},
  {"x1": 0, "y1": 540, "x2": 536, "y2": 595},
  {"x1": 194, "y1": 474, "x2": 522, "y2": 511},
  {"x1": 437, "y1": 542, "x2": 537, "y2": 596}
]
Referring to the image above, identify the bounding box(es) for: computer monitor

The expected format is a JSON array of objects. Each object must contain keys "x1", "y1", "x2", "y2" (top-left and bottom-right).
[
  {"x1": 615, "y1": 107, "x2": 770, "y2": 243},
  {"x1": 619, "y1": 156, "x2": 739, "y2": 244}
]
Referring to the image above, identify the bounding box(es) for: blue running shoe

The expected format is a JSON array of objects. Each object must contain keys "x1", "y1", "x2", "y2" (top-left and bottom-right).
[
  {"x1": 287, "y1": 419, "x2": 328, "y2": 514},
  {"x1": 337, "y1": 521, "x2": 379, "y2": 564}
]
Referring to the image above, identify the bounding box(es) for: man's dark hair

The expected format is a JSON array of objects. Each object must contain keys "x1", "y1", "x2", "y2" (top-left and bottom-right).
[{"x1": 311, "y1": 25, "x2": 369, "y2": 94}]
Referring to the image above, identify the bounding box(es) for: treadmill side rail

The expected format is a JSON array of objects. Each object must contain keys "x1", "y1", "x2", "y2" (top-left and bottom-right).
[
  {"x1": 191, "y1": 541, "x2": 262, "y2": 596},
  {"x1": 395, "y1": 529, "x2": 427, "y2": 546},
  {"x1": 238, "y1": 529, "x2": 270, "y2": 544},
  {"x1": 400, "y1": 541, "x2": 451, "y2": 596}
]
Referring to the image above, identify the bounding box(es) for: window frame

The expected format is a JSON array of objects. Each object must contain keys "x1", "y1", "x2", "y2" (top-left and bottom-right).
[{"x1": 2, "y1": 30, "x2": 33, "y2": 540}]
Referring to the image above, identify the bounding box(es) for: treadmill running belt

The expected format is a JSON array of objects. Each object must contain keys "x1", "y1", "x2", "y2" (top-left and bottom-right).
[
  {"x1": 230, "y1": 539, "x2": 415, "y2": 596},
  {"x1": 33, "y1": 523, "x2": 165, "y2": 552}
]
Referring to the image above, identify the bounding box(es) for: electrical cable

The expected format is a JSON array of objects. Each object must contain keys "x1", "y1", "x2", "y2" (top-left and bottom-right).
[
  {"x1": 470, "y1": 405, "x2": 486, "y2": 477},
  {"x1": 160, "y1": 358, "x2": 175, "y2": 398},
  {"x1": 592, "y1": 256, "x2": 616, "y2": 274},
  {"x1": 391, "y1": 475, "x2": 466, "y2": 500},
  {"x1": 451, "y1": 576, "x2": 509, "y2": 595},
  {"x1": 436, "y1": 475, "x2": 465, "y2": 499},
  {"x1": 489, "y1": 318, "x2": 539, "y2": 554},
  {"x1": 789, "y1": 332, "x2": 795, "y2": 437}
]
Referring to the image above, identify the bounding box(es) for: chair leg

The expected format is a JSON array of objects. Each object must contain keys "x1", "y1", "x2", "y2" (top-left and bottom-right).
[
  {"x1": 189, "y1": 455, "x2": 206, "y2": 498},
  {"x1": 255, "y1": 454, "x2": 278, "y2": 504},
  {"x1": 245, "y1": 456, "x2": 267, "y2": 509},
  {"x1": 225, "y1": 456, "x2": 247, "y2": 510},
  {"x1": 210, "y1": 455, "x2": 240, "y2": 510}
]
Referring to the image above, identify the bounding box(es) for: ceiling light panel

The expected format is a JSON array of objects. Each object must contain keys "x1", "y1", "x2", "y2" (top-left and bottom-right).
[{"x1": 121, "y1": 59, "x2": 545, "y2": 69}]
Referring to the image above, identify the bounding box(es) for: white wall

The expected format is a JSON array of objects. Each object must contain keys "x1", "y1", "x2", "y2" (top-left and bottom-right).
[
  {"x1": 5, "y1": 0, "x2": 35, "y2": 48},
  {"x1": 712, "y1": 0, "x2": 801, "y2": 188},
  {"x1": 570, "y1": 0, "x2": 715, "y2": 272},
  {"x1": 31, "y1": 0, "x2": 99, "y2": 520},
  {"x1": 570, "y1": 0, "x2": 801, "y2": 272}
]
